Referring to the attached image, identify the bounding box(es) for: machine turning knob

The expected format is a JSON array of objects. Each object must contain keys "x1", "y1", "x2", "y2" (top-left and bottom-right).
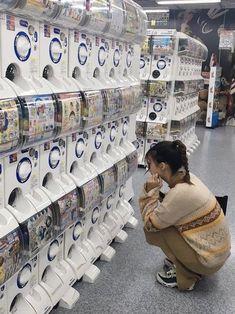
[
  {"x1": 73, "y1": 222, "x2": 83, "y2": 241},
  {"x1": 17, "y1": 264, "x2": 32, "y2": 288},
  {"x1": 75, "y1": 138, "x2": 85, "y2": 158},
  {"x1": 110, "y1": 126, "x2": 116, "y2": 142},
  {"x1": 122, "y1": 121, "x2": 128, "y2": 136},
  {"x1": 78, "y1": 43, "x2": 88, "y2": 65},
  {"x1": 140, "y1": 58, "x2": 145, "y2": 69},
  {"x1": 48, "y1": 240, "x2": 59, "y2": 261},
  {"x1": 98, "y1": 46, "x2": 106, "y2": 66},
  {"x1": 49, "y1": 147, "x2": 60, "y2": 169},
  {"x1": 91, "y1": 207, "x2": 100, "y2": 224},
  {"x1": 95, "y1": 132, "x2": 102, "y2": 149},
  {"x1": 17, "y1": 158, "x2": 32, "y2": 183},
  {"x1": 15, "y1": 32, "x2": 31, "y2": 61}
]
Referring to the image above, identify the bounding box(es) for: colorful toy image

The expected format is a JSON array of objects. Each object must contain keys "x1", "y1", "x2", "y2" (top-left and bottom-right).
[
  {"x1": 81, "y1": 91, "x2": 103, "y2": 128},
  {"x1": 20, "y1": 94, "x2": 56, "y2": 145},
  {"x1": 126, "y1": 150, "x2": 138, "y2": 179},
  {"x1": 0, "y1": 99, "x2": 21, "y2": 153},
  {"x1": 115, "y1": 159, "x2": 128, "y2": 186},
  {"x1": 21, "y1": 207, "x2": 55, "y2": 257},
  {"x1": 99, "y1": 166, "x2": 117, "y2": 199},
  {"x1": 54, "y1": 189, "x2": 80, "y2": 232},
  {"x1": 56, "y1": 92, "x2": 82, "y2": 135},
  {"x1": 0, "y1": 229, "x2": 24, "y2": 285},
  {"x1": 102, "y1": 88, "x2": 122, "y2": 120},
  {"x1": 79, "y1": 177, "x2": 101, "y2": 213}
]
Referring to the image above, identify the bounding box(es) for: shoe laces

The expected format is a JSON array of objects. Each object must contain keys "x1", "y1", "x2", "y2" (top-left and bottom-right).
[{"x1": 165, "y1": 267, "x2": 176, "y2": 277}]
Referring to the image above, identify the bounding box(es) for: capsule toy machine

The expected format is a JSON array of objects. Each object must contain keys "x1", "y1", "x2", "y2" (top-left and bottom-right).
[
  {"x1": 64, "y1": 177, "x2": 102, "y2": 284},
  {"x1": 116, "y1": 116, "x2": 136, "y2": 157},
  {"x1": 66, "y1": 1, "x2": 95, "y2": 91},
  {"x1": 145, "y1": 122, "x2": 168, "y2": 152},
  {"x1": 98, "y1": 164, "x2": 128, "y2": 242},
  {"x1": 3, "y1": 140, "x2": 59, "y2": 312},
  {"x1": 0, "y1": 4, "x2": 59, "y2": 100},
  {"x1": 134, "y1": 136, "x2": 146, "y2": 166},
  {"x1": 83, "y1": 0, "x2": 113, "y2": 89},
  {"x1": 105, "y1": 0, "x2": 125, "y2": 87},
  {"x1": 37, "y1": 189, "x2": 80, "y2": 310},
  {"x1": 38, "y1": 135, "x2": 80, "y2": 309},
  {"x1": 101, "y1": 88, "x2": 126, "y2": 164},
  {"x1": 149, "y1": 30, "x2": 176, "y2": 82},
  {"x1": 0, "y1": 193, "x2": 27, "y2": 314},
  {"x1": 81, "y1": 90, "x2": 113, "y2": 174},
  {"x1": 140, "y1": 34, "x2": 151, "y2": 81},
  {"x1": 121, "y1": 0, "x2": 139, "y2": 85},
  {"x1": 131, "y1": 5, "x2": 147, "y2": 84},
  {"x1": 112, "y1": 156, "x2": 137, "y2": 231},
  {"x1": 146, "y1": 96, "x2": 168, "y2": 125},
  {"x1": 67, "y1": 0, "x2": 94, "y2": 91},
  {"x1": 83, "y1": 166, "x2": 118, "y2": 261},
  {"x1": 136, "y1": 83, "x2": 148, "y2": 123},
  {"x1": 0, "y1": 1, "x2": 64, "y2": 154}
]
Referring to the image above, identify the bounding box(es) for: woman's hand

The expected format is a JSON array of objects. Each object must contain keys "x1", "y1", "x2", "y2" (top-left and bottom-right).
[{"x1": 145, "y1": 174, "x2": 162, "y2": 193}]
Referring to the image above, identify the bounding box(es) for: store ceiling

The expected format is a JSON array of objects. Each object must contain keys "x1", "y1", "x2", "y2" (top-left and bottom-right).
[{"x1": 135, "y1": 0, "x2": 235, "y2": 10}]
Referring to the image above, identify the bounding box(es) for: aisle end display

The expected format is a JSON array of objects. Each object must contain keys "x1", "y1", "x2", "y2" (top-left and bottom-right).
[{"x1": 137, "y1": 29, "x2": 208, "y2": 165}]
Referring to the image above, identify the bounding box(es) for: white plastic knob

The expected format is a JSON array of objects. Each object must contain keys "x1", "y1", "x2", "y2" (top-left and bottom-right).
[
  {"x1": 18, "y1": 265, "x2": 32, "y2": 287},
  {"x1": 110, "y1": 127, "x2": 116, "y2": 141},
  {"x1": 18, "y1": 160, "x2": 32, "y2": 180},
  {"x1": 79, "y1": 45, "x2": 88, "y2": 60},
  {"x1": 50, "y1": 149, "x2": 60, "y2": 165},
  {"x1": 123, "y1": 121, "x2": 128, "y2": 135},
  {"x1": 17, "y1": 35, "x2": 31, "y2": 57},
  {"x1": 99, "y1": 47, "x2": 106, "y2": 64},
  {"x1": 76, "y1": 140, "x2": 85, "y2": 155},
  {"x1": 95, "y1": 133, "x2": 102, "y2": 145},
  {"x1": 73, "y1": 223, "x2": 83, "y2": 239},
  {"x1": 48, "y1": 241, "x2": 59, "y2": 260},
  {"x1": 51, "y1": 41, "x2": 62, "y2": 58}
]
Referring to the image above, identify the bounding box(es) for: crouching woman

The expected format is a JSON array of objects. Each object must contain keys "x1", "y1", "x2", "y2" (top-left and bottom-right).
[{"x1": 139, "y1": 140, "x2": 231, "y2": 291}]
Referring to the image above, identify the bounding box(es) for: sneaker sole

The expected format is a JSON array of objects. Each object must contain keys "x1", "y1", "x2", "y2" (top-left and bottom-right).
[{"x1": 156, "y1": 273, "x2": 178, "y2": 288}]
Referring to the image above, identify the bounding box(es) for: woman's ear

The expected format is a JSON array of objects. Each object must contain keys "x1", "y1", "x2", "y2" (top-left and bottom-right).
[{"x1": 159, "y1": 162, "x2": 167, "y2": 171}]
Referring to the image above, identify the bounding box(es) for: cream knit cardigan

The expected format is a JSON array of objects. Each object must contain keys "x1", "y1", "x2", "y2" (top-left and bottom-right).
[{"x1": 139, "y1": 174, "x2": 231, "y2": 268}]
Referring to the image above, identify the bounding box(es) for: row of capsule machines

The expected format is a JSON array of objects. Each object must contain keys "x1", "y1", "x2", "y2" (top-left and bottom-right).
[
  {"x1": 136, "y1": 30, "x2": 208, "y2": 164},
  {"x1": 0, "y1": 0, "x2": 147, "y2": 313}
]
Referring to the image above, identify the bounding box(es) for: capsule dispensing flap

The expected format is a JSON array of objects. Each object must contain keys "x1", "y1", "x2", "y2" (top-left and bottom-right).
[{"x1": 0, "y1": 98, "x2": 22, "y2": 155}]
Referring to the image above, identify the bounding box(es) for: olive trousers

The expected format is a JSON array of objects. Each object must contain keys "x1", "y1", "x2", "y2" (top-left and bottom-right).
[{"x1": 144, "y1": 226, "x2": 223, "y2": 290}]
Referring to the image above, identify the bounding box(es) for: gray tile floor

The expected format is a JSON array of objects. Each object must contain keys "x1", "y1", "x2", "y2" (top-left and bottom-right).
[{"x1": 53, "y1": 126, "x2": 235, "y2": 314}]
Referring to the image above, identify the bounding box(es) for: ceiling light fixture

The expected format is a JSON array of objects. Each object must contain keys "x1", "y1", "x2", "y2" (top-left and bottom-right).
[
  {"x1": 144, "y1": 9, "x2": 170, "y2": 12},
  {"x1": 157, "y1": 0, "x2": 221, "y2": 4}
]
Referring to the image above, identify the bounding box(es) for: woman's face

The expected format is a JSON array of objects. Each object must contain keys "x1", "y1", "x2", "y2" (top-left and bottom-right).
[{"x1": 146, "y1": 156, "x2": 162, "y2": 176}]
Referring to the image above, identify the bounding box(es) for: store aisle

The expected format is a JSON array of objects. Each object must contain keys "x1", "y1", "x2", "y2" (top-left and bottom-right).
[{"x1": 53, "y1": 126, "x2": 235, "y2": 314}]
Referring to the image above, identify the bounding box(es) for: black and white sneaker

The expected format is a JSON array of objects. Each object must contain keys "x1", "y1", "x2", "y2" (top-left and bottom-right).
[
  {"x1": 156, "y1": 268, "x2": 177, "y2": 288},
  {"x1": 156, "y1": 268, "x2": 196, "y2": 290}
]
